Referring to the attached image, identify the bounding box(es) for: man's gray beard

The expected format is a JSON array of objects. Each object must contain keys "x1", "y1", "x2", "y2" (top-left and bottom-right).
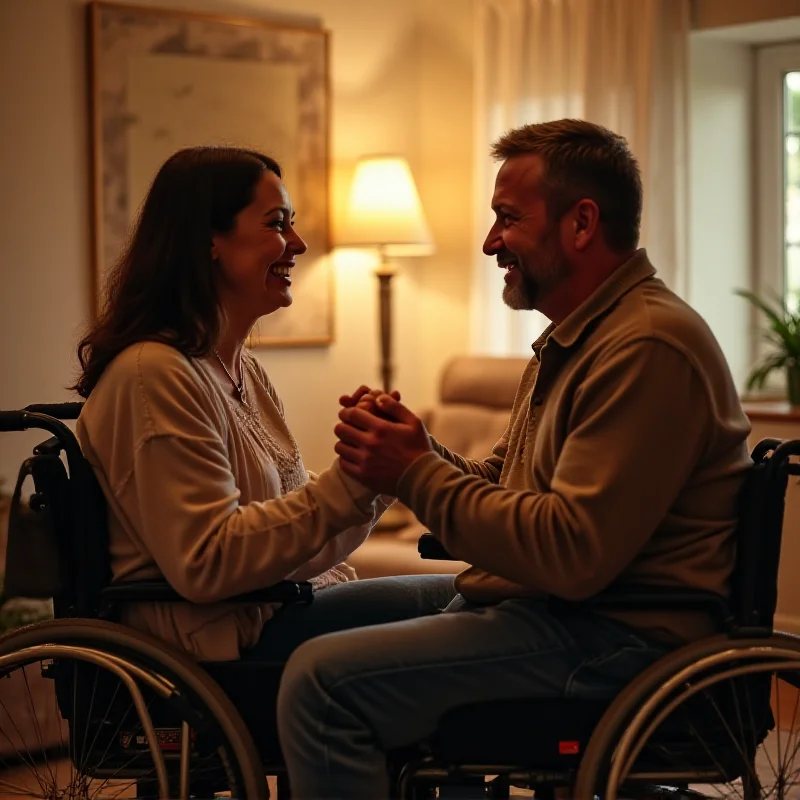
[
  {"x1": 502, "y1": 274, "x2": 537, "y2": 310},
  {"x1": 503, "y1": 245, "x2": 569, "y2": 311}
]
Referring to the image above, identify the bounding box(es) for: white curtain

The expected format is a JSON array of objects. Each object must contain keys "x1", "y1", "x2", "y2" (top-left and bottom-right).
[{"x1": 470, "y1": 0, "x2": 690, "y2": 355}]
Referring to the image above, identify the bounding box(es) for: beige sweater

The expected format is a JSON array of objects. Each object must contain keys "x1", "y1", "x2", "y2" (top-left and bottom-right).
[
  {"x1": 399, "y1": 251, "x2": 752, "y2": 643},
  {"x1": 76, "y1": 342, "x2": 386, "y2": 661}
]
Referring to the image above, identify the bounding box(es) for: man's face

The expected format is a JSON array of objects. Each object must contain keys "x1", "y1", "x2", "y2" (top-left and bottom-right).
[{"x1": 483, "y1": 155, "x2": 571, "y2": 311}]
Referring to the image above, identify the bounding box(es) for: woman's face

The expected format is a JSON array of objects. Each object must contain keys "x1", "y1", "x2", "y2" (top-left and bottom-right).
[{"x1": 211, "y1": 170, "x2": 308, "y2": 324}]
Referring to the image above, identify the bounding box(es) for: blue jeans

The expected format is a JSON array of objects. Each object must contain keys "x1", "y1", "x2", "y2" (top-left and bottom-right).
[
  {"x1": 242, "y1": 574, "x2": 457, "y2": 662},
  {"x1": 276, "y1": 594, "x2": 671, "y2": 799}
]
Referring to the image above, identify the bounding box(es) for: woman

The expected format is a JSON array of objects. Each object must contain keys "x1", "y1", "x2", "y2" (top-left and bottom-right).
[{"x1": 73, "y1": 146, "x2": 455, "y2": 662}]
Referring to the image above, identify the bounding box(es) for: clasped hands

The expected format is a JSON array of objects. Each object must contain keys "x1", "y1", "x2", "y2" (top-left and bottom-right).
[{"x1": 335, "y1": 386, "x2": 433, "y2": 496}]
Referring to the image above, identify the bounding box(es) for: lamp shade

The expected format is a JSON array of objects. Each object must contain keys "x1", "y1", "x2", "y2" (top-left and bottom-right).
[{"x1": 338, "y1": 156, "x2": 434, "y2": 256}]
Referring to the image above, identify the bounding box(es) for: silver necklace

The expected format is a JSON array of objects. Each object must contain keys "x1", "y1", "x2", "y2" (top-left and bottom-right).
[{"x1": 213, "y1": 349, "x2": 247, "y2": 405}]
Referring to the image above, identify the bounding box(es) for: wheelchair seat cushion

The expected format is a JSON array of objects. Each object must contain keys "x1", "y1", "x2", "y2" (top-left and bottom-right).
[{"x1": 428, "y1": 698, "x2": 609, "y2": 767}]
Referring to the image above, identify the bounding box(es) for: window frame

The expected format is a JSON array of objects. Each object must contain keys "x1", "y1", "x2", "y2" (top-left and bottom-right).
[
  {"x1": 755, "y1": 43, "x2": 800, "y2": 318},
  {"x1": 752, "y1": 42, "x2": 800, "y2": 392}
]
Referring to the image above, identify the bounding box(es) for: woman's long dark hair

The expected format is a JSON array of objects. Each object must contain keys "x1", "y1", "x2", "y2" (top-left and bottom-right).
[{"x1": 73, "y1": 146, "x2": 281, "y2": 398}]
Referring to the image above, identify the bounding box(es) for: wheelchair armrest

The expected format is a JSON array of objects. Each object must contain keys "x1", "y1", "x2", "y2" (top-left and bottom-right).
[
  {"x1": 557, "y1": 585, "x2": 731, "y2": 623},
  {"x1": 100, "y1": 579, "x2": 313, "y2": 608},
  {"x1": 416, "y1": 535, "x2": 730, "y2": 623},
  {"x1": 418, "y1": 532, "x2": 455, "y2": 561}
]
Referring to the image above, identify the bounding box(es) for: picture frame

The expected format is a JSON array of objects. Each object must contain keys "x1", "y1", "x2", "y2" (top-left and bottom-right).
[{"x1": 87, "y1": 1, "x2": 333, "y2": 347}]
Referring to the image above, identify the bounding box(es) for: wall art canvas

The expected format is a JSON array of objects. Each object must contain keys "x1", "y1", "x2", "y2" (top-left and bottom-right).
[{"x1": 88, "y1": 1, "x2": 332, "y2": 346}]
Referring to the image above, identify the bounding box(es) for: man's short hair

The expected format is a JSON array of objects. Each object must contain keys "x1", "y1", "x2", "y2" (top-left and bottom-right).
[{"x1": 492, "y1": 119, "x2": 643, "y2": 252}]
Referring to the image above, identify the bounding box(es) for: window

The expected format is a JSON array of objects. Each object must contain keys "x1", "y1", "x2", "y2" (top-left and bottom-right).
[{"x1": 756, "y1": 44, "x2": 800, "y2": 312}]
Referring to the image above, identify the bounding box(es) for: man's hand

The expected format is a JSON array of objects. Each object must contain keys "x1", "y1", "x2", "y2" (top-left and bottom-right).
[{"x1": 334, "y1": 394, "x2": 433, "y2": 495}]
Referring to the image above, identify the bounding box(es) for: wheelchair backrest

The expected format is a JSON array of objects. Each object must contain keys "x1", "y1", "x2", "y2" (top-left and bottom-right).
[
  {"x1": 2, "y1": 404, "x2": 112, "y2": 619},
  {"x1": 730, "y1": 438, "x2": 800, "y2": 635}
]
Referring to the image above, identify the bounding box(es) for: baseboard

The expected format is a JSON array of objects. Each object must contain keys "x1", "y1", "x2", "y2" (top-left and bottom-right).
[{"x1": 774, "y1": 612, "x2": 800, "y2": 635}]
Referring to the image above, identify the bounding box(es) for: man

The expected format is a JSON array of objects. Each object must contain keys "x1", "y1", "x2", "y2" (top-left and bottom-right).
[{"x1": 276, "y1": 119, "x2": 752, "y2": 799}]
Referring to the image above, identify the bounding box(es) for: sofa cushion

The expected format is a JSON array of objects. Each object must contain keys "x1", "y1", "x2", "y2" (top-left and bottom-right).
[{"x1": 439, "y1": 356, "x2": 528, "y2": 409}]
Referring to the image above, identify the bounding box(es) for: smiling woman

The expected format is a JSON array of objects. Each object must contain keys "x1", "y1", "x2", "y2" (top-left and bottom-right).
[
  {"x1": 74, "y1": 147, "x2": 288, "y2": 401},
  {"x1": 68, "y1": 145, "x2": 456, "y2": 665}
]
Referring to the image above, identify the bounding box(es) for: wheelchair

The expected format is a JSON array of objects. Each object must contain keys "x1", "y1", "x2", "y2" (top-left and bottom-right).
[
  {"x1": 2, "y1": 401, "x2": 800, "y2": 799},
  {"x1": 394, "y1": 440, "x2": 800, "y2": 799},
  {"x1": 0, "y1": 402, "x2": 312, "y2": 798}
]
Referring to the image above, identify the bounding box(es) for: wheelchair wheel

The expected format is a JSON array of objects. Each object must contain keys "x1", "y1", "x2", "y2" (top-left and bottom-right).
[
  {"x1": 574, "y1": 632, "x2": 800, "y2": 800},
  {"x1": 0, "y1": 618, "x2": 268, "y2": 798}
]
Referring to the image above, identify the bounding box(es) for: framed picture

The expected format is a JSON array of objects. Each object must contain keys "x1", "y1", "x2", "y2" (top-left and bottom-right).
[{"x1": 88, "y1": 1, "x2": 333, "y2": 347}]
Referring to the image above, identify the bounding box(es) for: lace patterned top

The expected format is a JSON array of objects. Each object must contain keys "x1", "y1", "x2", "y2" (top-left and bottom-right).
[
  {"x1": 222, "y1": 364, "x2": 306, "y2": 495},
  {"x1": 220, "y1": 353, "x2": 357, "y2": 590}
]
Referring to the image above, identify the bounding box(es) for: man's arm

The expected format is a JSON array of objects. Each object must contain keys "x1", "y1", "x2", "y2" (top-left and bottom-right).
[
  {"x1": 395, "y1": 339, "x2": 712, "y2": 601},
  {"x1": 429, "y1": 434, "x2": 506, "y2": 483}
]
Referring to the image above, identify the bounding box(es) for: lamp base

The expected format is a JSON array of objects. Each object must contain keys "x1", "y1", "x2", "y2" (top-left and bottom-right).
[{"x1": 376, "y1": 270, "x2": 394, "y2": 393}]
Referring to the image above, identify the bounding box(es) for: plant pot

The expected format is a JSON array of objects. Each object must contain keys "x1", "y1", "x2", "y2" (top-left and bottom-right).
[{"x1": 788, "y1": 366, "x2": 800, "y2": 406}]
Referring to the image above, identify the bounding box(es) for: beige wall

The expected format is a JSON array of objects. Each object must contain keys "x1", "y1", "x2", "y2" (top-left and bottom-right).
[
  {"x1": 693, "y1": 0, "x2": 800, "y2": 29},
  {"x1": 0, "y1": 0, "x2": 474, "y2": 484},
  {"x1": 687, "y1": 36, "x2": 753, "y2": 390}
]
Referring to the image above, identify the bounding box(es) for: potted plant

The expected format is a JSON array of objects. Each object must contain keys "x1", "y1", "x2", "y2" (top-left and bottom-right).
[{"x1": 735, "y1": 289, "x2": 800, "y2": 405}]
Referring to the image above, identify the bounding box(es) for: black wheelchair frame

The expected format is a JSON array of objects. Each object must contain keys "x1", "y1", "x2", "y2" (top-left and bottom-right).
[{"x1": 0, "y1": 403, "x2": 313, "y2": 798}]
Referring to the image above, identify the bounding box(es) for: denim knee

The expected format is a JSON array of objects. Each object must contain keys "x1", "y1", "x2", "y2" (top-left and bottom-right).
[{"x1": 277, "y1": 636, "x2": 330, "y2": 721}]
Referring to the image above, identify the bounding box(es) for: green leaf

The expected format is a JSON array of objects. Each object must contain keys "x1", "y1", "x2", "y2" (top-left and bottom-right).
[
  {"x1": 745, "y1": 353, "x2": 789, "y2": 390},
  {"x1": 736, "y1": 289, "x2": 800, "y2": 358}
]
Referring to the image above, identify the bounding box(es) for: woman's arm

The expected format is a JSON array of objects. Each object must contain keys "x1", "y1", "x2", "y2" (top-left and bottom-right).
[
  {"x1": 82, "y1": 344, "x2": 383, "y2": 604},
  {"x1": 285, "y1": 477, "x2": 393, "y2": 581}
]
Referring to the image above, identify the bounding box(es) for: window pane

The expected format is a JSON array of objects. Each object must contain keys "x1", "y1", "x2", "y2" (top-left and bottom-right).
[
  {"x1": 785, "y1": 72, "x2": 800, "y2": 312},
  {"x1": 787, "y1": 245, "x2": 800, "y2": 313},
  {"x1": 788, "y1": 71, "x2": 800, "y2": 132}
]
